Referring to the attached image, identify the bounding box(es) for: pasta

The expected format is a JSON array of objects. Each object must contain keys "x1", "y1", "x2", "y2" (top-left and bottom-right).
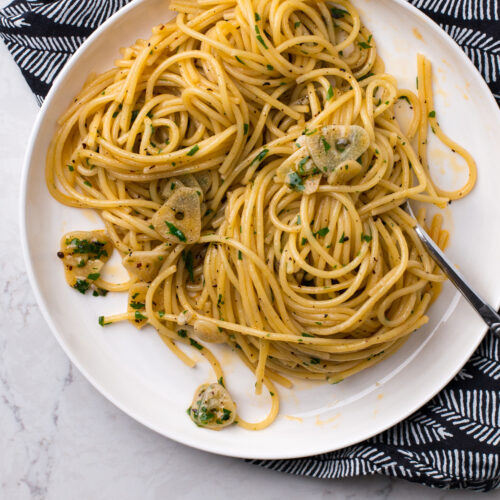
[{"x1": 48, "y1": 0, "x2": 476, "y2": 431}]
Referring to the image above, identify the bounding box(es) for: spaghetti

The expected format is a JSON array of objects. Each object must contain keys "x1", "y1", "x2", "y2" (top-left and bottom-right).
[{"x1": 48, "y1": 0, "x2": 476, "y2": 430}]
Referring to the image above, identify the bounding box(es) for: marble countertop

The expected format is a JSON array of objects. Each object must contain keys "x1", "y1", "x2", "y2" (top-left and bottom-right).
[{"x1": 0, "y1": 38, "x2": 497, "y2": 500}]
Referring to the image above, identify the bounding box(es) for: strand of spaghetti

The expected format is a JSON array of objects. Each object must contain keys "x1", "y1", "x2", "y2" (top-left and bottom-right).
[{"x1": 422, "y1": 57, "x2": 477, "y2": 199}]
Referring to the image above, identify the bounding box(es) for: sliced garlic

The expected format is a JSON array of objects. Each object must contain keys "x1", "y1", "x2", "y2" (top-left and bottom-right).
[
  {"x1": 122, "y1": 250, "x2": 165, "y2": 282},
  {"x1": 178, "y1": 174, "x2": 203, "y2": 197},
  {"x1": 188, "y1": 383, "x2": 237, "y2": 430},
  {"x1": 152, "y1": 187, "x2": 202, "y2": 245},
  {"x1": 305, "y1": 125, "x2": 370, "y2": 178},
  {"x1": 193, "y1": 170, "x2": 212, "y2": 195},
  {"x1": 161, "y1": 178, "x2": 185, "y2": 200},
  {"x1": 59, "y1": 230, "x2": 113, "y2": 293},
  {"x1": 177, "y1": 309, "x2": 193, "y2": 325},
  {"x1": 326, "y1": 160, "x2": 362, "y2": 185},
  {"x1": 194, "y1": 319, "x2": 225, "y2": 343},
  {"x1": 303, "y1": 174, "x2": 322, "y2": 194}
]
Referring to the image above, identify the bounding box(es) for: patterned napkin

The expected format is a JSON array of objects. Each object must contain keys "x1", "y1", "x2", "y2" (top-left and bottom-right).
[{"x1": 1, "y1": 0, "x2": 498, "y2": 491}]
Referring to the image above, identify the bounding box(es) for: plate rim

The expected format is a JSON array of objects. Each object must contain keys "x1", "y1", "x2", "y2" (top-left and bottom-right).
[{"x1": 20, "y1": 0, "x2": 500, "y2": 459}]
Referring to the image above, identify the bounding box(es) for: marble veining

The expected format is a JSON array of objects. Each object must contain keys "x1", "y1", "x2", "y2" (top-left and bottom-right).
[{"x1": 0, "y1": 41, "x2": 495, "y2": 500}]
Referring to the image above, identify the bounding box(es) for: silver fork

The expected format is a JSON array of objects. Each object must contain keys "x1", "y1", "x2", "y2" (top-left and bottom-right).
[{"x1": 404, "y1": 201, "x2": 500, "y2": 338}]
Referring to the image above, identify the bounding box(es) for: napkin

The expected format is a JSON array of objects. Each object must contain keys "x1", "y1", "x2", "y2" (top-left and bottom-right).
[{"x1": 1, "y1": 0, "x2": 498, "y2": 491}]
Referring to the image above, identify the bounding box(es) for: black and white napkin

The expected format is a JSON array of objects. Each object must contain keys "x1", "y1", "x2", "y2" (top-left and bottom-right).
[{"x1": 1, "y1": 0, "x2": 498, "y2": 492}]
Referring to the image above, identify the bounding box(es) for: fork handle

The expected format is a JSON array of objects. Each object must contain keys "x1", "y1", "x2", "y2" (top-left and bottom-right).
[{"x1": 413, "y1": 223, "x2": 500, "y2": 338}]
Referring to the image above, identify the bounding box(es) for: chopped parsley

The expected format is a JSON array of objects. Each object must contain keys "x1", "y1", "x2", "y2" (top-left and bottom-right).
[
  {"x1": 67, "y1": 164, "x2": 74, "y2": 172},
  {"x1": 303, "y1": 128, "x2": 317, "y2": 136},
  {"x1": 358, "y1": 72, "x2": 374, "y2": 81},
  {"x1": 189, "y1": 338, "x2": 204, "y2": 350},
  {"x1": 87, "y1": 273, "x2": 100, "y2": 281},
  {"x1": 315, "y1": 227, "x2": 330, "y2": 238},
  {"x1": 187, "y1": 144, "x2": 199, "y2": 156},
  {"x1": 256, "y1": 35, "x2": 268, "y2": 49},
  {"x1": 428, "y1": 110, "x2": 436, "y2": 118},
  {"x1": 165, "y1": 221, "x2": 187, "y2": 242},
  {"x1": 255, "y1": 12, "x2": 260, "y2": 21},
  {"x1": 135, "y1": 311, "x2": 146, "y2": 320},
  {"x1": 84, "y1": 180, "x2": 92, "y2": 188},
  {"x1": 130, "y1": 301, "x2": 145, "y2": 309},
  {"x1": 361, "y1": 233, "x2": 373, "y2": 243},
  {"x1": 131, "y1": 109, "x2": 140, "y2": 122},
  {"x1": 218, "y1": 376, "x2": 225, "y2": 387},
  {"x1": 358, "y1": 35, "x2": 373, "y2": 49},
  {"x1": 66, "y1": 238, "x2": 108, "y2": 259},
  {"x1": 288, "y1": 172, "x2": 305, "y2": 192},
  {"x1": 339, "y1": 232, "x2": 349, "y2": 243},
  {"x1": 321, "y1": 137, "x2": 331, "y2": 152},
  {"x1": 266, "y1": 64, "x2": 274, "y2": 70},
  {"x1": 294, "y1": 21, "x2": 301, "y2": 28},
  {"x1": 235, "y1": 55, "x2": 245, "y2": 65},
  {"x1": 399, "y1": 95, "x2": 411, "y2": 104},
  {"x1": 177, "y1": 329, "x2": 188, "y2": 338},
  {"x1": 310, "y1": 357, "x2": 321, "y2": 364},
  {"x1": 73, "y1": 279, "x2": 89, "y2": 294},
  {"x1": 331, "y1": 7, "x2": 349, "y2": 18},
  {"x1": 298, "y1": 156, "x2": 310, "y2": 174},
  {"x1": 243, "y1": 123, "x2": 249, "y2": 134},
  {"x1": 301, "y1": 332, "x2": 314, "y2": 337},
  {"x1": 326, "y1": 85, "x2": 333, "y2": 100},
  {"x1": 98, "y1": 316, "x2": 110, "y2": 326},
  {"x1": 251, "y1": 149, "x2": 269, "y2": 165},
  {"x1": 238, "y1": 250, "x2": 243, "y2": 260}
]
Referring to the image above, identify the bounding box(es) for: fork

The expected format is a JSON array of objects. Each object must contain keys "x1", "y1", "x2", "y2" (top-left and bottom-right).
[{"x1": 404, "y1": 200, "x2": 500, "y2": 338}]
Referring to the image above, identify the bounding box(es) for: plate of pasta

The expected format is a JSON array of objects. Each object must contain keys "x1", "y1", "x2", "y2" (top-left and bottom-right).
[{"x1": 21, "y1": 0, "x2": 500, "y2": 458}]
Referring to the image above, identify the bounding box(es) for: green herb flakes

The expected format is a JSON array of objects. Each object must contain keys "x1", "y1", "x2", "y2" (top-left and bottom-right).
[
  {"x1": 252, "y1": 148, "x2": 269, "y2": 165},
  {"x1": 130, "y1": 301, "x2": 145, "y2": 309},
  {"x1": 165, "y1": 221, "x2": 187, "y2": 242},
  {"x1": 73, "y1": 279, "x2": 89, "y2": 294},
  {"x1": 288, "y1": 172, "x2": 305, "y2": 192},
  {"x1": 315, "y1": 227, "x2": 329, "y2": 238},
  {"x1": 189, "y1": 338, "x2": 204, "y2": 350}
]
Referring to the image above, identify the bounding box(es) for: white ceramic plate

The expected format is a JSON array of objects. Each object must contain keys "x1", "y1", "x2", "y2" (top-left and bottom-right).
[{"x1": 21, "y1": 0, "x2": 500, "y2": 459}]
